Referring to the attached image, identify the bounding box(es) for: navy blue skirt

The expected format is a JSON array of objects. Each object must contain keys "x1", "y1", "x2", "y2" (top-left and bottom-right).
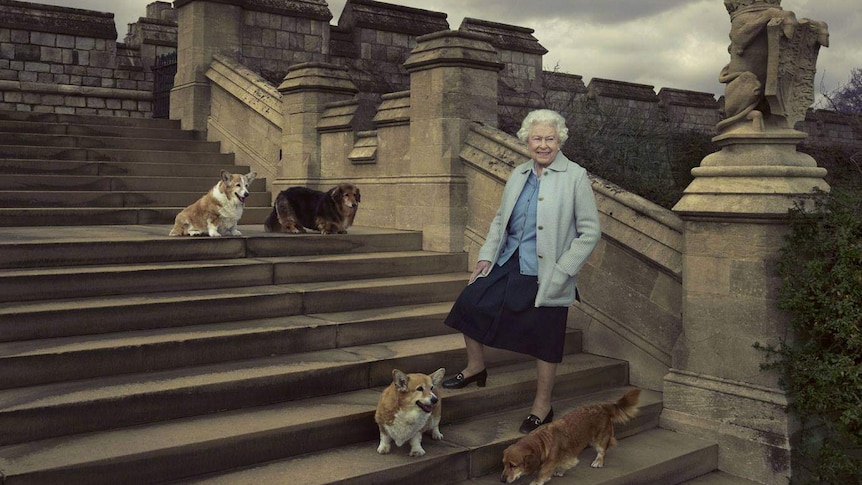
[{"x1": 444, "y1": 252, "x2": 568, "y2": 363}]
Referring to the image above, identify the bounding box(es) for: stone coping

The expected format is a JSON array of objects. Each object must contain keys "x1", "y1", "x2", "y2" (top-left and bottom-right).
[
  {"x1": 0, "y1": 80, "x2": 152, "y2": 101},
  {"x1": 173, "y1": 0, "x2": 332, "y2": 21},
  {"x1": 0, "y1": 0, "x2": 117, "y2": 39}
]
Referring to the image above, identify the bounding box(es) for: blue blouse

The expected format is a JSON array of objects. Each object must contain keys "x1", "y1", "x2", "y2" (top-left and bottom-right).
[{"x1": 497, "y1": 167, "x2": 540, "y2": 275}]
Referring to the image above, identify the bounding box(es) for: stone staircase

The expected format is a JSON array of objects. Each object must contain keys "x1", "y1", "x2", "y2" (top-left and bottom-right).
[
  {"x1": 0, "y1": 111, "x2": 271, "y2": 227},
  {"x1": 0, "y1": 113, "x2": 726, "y2": 484}
]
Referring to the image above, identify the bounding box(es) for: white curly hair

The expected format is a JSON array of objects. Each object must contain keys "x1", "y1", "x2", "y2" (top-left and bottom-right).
[{"x1": 516, "y1": 109, "x2": 569, "y2": 146}]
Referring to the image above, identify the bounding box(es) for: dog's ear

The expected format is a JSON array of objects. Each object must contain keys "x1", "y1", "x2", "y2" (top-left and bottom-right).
[
  {"x1": 245, "y1": 171, "x2": 257, "y2": 183},
  {"x1": 429, "y1": 368, "x2": 445, "y2": 387},
  {"x1": 392, "y1": 369, "x2": 409, "y2": 392},
  {"x1": 523, "y1": 451, "x2": 539, "y2": 473},
  {"x1": 354, "y1": 186, "x2": 361, "y2": 203},
  {"x1": 330, "y1": 186, "x2": 343, "y2": 202},
  {"x1": 220, "y1": 170, "x2": 231, "y2": 184}
]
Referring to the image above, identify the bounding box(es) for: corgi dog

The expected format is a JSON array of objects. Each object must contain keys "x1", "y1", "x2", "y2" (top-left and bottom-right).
[
  {"x1": 375, "y1": 368, "x2": 445, "y2": 457},
  {"x1": 169, "y1": 170, "x2": 256, "y2": 237},
  {"x1": 501, "y1": 389, "x2": 641, "y2": 485}
]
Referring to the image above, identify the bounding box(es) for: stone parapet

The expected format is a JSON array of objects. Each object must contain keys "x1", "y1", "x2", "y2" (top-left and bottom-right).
[
  {"x1": 337, "y1": 0, "x2": 448, "y2": 36},
  {"x1": 459, "y1": 18, "x2": 547, "y2": 55},
  {"x1": 372, "y1": 90, "x2": 409, "y2": 127},
  {"x1": 0, "y1": 0, "x2": 116, "y2": 39},
  {"x1": 205, "y1": 54, "x2": 282, "y2": 187},
  {"x1": 588, "y1": 78, "x2": 659, "y2": 103},
  {"x1": 173, "y1": 0, "x2": 331, "y2": 20}
]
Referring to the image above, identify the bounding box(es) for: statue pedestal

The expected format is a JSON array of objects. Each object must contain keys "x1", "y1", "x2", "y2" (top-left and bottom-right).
[{"x1": 667, "y1": 131, "x2": 828, "y2": 483}]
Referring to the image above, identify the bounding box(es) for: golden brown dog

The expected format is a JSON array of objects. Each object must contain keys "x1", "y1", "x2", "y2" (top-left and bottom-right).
[
  {"x1": 263, "y1": 183, "x2": 360, "y2": 234},
  {"x1": 169, "y1": 170, "x2": 256, "y2": 237},
  {"x1": 374, "y1": 368, "x2": 445, "y2": 457},
  {"x1": 501, "y1": 389, "x2": 641, "y2": 485}
]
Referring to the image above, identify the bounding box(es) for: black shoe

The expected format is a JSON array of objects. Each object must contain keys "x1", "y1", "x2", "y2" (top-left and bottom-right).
[
  {"x1": 442, "y1": 369, "x2": 488, "y2": 389},
  {"x1": 519, "y1": 407, "x2": 553, "y2": 434}
]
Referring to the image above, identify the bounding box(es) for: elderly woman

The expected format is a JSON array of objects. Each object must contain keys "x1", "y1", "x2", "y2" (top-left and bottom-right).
[{"x1": 442, "y1": 109, "x2": 601, "y2": 433}]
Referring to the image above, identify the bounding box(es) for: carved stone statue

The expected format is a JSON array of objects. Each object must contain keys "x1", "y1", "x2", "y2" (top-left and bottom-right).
[{"x1": 718, "y1": 0, "x2": 829, "y2": 134}]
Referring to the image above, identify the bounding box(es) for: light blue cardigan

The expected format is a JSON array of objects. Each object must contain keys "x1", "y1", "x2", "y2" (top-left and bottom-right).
[{"x1": 477, "y1": 151, "x2": 601, "y2": 307}]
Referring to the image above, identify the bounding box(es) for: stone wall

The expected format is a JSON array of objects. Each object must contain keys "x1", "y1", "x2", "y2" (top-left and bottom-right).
[
  {"x1": 123, "y1": 1, "x2": 178, "y2": 77},
  {"x1": 0, "y1": 0, "x2": 157, "y2": 116}
]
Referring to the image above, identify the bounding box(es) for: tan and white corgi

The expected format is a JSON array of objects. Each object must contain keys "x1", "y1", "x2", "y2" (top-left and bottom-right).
[
  {"x1": 375, "y1": 368, "x2": 445, "y2": 457},
  {"x1": 169, "y1": 170, "x2": 256, "y2": 237}
]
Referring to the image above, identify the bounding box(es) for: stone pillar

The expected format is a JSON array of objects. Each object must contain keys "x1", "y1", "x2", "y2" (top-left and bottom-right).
[
  {"x1": 171, "y1": 0, "x2": 241, "y2": 131},
  {"x1": 665, "y1": 132, "x2": 829, "y2": 484},
  {"x1": 402, "y1": 30, "x2": 503, "y2": 252},
  {"x1": 663, "y1": 5, "x2": 830, "y2": 480},
  {"x1": 275, "y1": 62, "x2": 358, "y2": 191}
]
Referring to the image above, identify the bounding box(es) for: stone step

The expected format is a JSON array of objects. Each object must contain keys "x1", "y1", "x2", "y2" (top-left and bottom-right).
[
  {"x1": 0, "y1": 226, "x2": 424, "y2": 269},
  {"x1": 0, "y1": 206, "x2": 272, "y2": 226},
  {"x1": 0, "y1": 302, "x2": 456, "y2": 389},
  {"x1": 457, "y1": 429, "x2": 716, "y2": 485},
  {"x1": 0, "y1": 272, "x2": 468, "y2": 342},
  {"x1": 172, "y1": 386, "x2": 663, "y2": 485},
  {"x1": 0, "y1": 159, "x2": 247, "y2": 177},
  {"x1": 0, "y1": 332, "x2": 586, "y2": 447},
  {"x1": 0, "y1": 174, "x2": 266, "y2": 192},
  {"x1": 0, "y1": 190, "x2": 269, "y2": 208},
  {"x1": 0, "y1": 145, "x2": 235, "y2": 164},
  {"x1": 0, "y1": 251, "x2": 466, "y2": 302},
  {"x1": 0, "y1": 119, "x2": 201, "y2": 140},
  {"x1": 0, "y1": 110, "x2": 181, "y2": 129},
  {"x1": 0, "y1": 356, "x2": 617, "y2": 483},
  {"x1": 0, "y1": 133, "x2": 221, "y2": 153},
  {"x1": 680, "y1": 472, "x2": 761, "y2": 485}
]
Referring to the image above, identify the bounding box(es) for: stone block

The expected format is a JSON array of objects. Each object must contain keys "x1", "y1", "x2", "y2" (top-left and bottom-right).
[
  {"x1": 56, "y1": 34, "x2": 75, "y2": 48},
  {"x1": 31, "y1": 32, "x2": 56, "y2": 47},
  {"x1": 0, "y1": 69, "x2": 12, "y2": 81},
  {"x1": 10, "y1": 30, "x2": 28, "y2": 43},
  {"x1": 40, "y1": 46, "x2": 62, "y2": 63},
  {"x1": 18, "y1": 71, "x2": 36, "y2": 82},
  {"x1": 0, "y1": 43, "x2": 13, "y2": 60},
  {"x1": 43, "y1": 94, "x2": 63, "y2": 106},
  {"x1": 86, "y1": 97, "x2": 106, "y2": 109},
  {"x1": 3, "y1": 91, "x2": 22, "y2": 102},
  {"x1": 76, "y1": 37, "x2": 96, "y2": 50},
  {"x1": 14, "y1": 44, "x2": 40, "y2": 62}
]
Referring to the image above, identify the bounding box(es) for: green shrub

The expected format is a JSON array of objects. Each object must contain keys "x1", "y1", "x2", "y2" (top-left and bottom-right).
[{"x1": 756, "y1": 188, "x2": 862, "y2": 484}]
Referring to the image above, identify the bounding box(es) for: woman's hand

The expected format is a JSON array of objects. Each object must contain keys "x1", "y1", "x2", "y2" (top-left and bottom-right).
[{"x1": 469, "y1": 260, "x2": 492, "y2": 284}]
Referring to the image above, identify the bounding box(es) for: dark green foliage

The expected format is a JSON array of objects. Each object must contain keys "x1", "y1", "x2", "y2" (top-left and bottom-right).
[{"x1": 756, "y1": 188, "x2": 862, "y2": 484}]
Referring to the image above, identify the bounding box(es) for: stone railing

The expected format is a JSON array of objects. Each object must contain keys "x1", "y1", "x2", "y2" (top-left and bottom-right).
[{"x1": 205, "y1": 54, "x2": 282, "y2": 189}]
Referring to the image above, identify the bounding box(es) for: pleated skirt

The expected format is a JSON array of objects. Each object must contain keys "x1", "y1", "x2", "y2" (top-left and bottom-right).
[{"x1": 444, "y1": 252, "x2": 567, "y2": 363}]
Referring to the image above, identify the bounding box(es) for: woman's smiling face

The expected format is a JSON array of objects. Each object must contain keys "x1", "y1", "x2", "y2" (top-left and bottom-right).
[{"x1": 527, "y1": 123, "x2": 560, "y2": 168}]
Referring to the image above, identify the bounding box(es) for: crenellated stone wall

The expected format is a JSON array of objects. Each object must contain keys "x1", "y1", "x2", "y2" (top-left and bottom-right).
[{"x1": 0, "y1": 0, "x2": 157, "y2": 116}]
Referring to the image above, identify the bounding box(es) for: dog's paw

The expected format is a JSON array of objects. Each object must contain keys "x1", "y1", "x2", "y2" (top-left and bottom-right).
[
  {"x1": 230, "y1": 229, "x2": 242, "y2": 236},
  {"x1": 376, "y1": 443, "x2": 391, "y2": 454},
  {"x1": 430, "y1": 429, "x2": 443, "y2": 440},
  {"x1": 408, "y1": 447, "x2": 426, "y2": 457},
  {"x1": 590, "y1": 459, "x2": 604, "y2": 468}
]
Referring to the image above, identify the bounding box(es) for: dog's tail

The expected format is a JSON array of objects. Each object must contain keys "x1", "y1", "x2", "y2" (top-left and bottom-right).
[
  {"x1": 606, "y1": 388, "x2": 641, "y2": 425},
  {"x1": 263, "y1": 205, "x2": 279, "y2": 232}
]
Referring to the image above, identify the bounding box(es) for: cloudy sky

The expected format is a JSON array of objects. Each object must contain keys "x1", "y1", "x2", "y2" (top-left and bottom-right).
[{"x1": 35, "y1": 0, "x2": 861, "y2": 102}]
